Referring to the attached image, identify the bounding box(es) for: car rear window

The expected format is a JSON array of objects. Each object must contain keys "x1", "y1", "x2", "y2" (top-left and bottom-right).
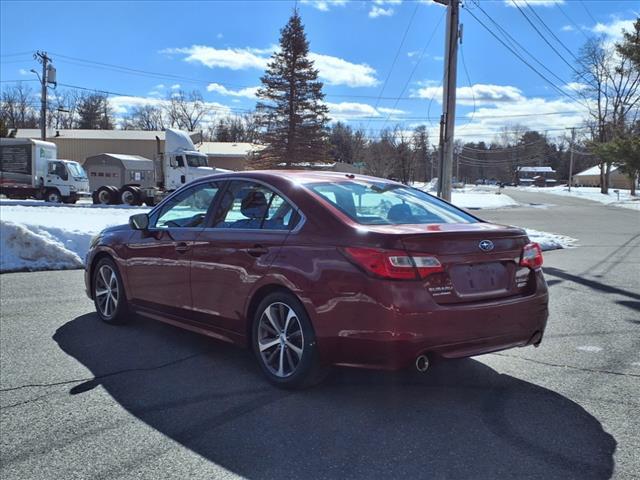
[{"x1": 306, "y1": 181, "x2": 478, "y2": 225}]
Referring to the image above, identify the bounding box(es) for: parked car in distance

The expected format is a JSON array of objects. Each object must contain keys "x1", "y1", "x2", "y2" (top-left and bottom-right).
[{"x1": 85, "y1": 171, "x2": 548, "y2": 388}]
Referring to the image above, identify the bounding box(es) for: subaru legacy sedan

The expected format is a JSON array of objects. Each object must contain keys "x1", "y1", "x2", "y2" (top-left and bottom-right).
[{"x1": 85, "y1": 171, "x2": 548, "y2": 388}]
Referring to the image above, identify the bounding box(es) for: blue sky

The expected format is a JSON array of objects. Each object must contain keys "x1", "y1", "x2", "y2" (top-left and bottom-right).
[{"x1": 1, "y1": 0, "x2": 637, "y2": 142}]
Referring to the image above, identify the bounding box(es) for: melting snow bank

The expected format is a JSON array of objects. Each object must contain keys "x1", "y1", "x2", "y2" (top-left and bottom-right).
[
  {"x1": 523, "y1": 228, "x2": 578, "y2": 251},
  {"x1": 517, "y1": 185, "x2": 640, "y2": 211},
  {"x1": 1, "y1": 202, "x2": 149, "y2": 273},
  {"x1": 1, "y1": 221, "x2": 84, "y2": 272},
  {"x1": 412, "y1": 183, "x2": 519, "y2": 210}
]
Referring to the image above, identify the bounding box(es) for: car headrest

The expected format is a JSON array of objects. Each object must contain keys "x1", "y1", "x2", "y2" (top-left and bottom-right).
[
  {"x1": 241, "y1": 190, "x2": 269, "y2": 219},
  {"x1": 387, "y1": 203, "x2": 413, "y2": 222}
]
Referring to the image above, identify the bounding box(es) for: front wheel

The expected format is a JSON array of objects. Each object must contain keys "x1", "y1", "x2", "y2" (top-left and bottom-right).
[
  {"x1": 252, "y1": 292, "x2": 327, "y2": 389},
  {"x1": 45, "y1": 189, "x2": 61, "y2": 203},
  {"x1": 93, "y1": 257, "x2": 130, "y2": 324}
]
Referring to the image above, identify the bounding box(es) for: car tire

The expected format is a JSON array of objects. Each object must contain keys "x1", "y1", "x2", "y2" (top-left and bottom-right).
[
  {"x1": 252, "y1": 291, "x2": 328, "y2": 389},
  {"x1": 92, "y1": 257, "x2": 130, "y2": 325}
]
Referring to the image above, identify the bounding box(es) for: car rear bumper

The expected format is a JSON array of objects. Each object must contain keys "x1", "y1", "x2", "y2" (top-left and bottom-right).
[{"x1": 312, "y1": 272, "x2": 549, "y2": 370}]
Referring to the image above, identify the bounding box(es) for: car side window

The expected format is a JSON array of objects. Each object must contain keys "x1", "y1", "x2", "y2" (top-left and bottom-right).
[
  {"x1": 154, "y1": 182, "x2": 219, "y2": 229},
  {"x1": 213, "y1": 181, "x2": 297, "y2": 230}
]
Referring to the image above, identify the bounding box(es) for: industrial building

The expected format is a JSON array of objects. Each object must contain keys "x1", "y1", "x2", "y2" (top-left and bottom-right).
[
  {"x1": 573, "y1": 164, "x2": 637, "y2": 189},
  {"x1": 12, "y1": 129, "x2": 262, "y2": 170}
]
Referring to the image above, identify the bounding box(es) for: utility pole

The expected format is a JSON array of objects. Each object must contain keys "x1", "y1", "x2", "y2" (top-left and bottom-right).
[
  {"x1": 435, "y1": 0, "x2": 460, "y2": 201},
  {"x1": 33, "y1": 51, "x2": 56, "y2": 141},
  {"x1": 568, "y1": 127, "x2": 576, "y2": 192}
]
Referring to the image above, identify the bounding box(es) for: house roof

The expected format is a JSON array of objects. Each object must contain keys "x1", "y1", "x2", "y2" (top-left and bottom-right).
[
  {"x1": 14, "y1": 129, "x2": 200, "y2": 141},
  {"x1": 575, "y1": 164, "x2": 620, "y2": 176},
  {"x1": 199, "y1": 142, "x2": 265, "y2": 158},
  {"x1": 517, "y1": 166, "x2": 555, "y2": 173}
]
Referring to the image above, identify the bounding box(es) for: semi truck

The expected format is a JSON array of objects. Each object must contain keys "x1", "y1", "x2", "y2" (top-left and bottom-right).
[
  {"x1": 85, "y1": 128, "x2": 222, "y2": 206},
  {"x1": 0, "y1": 138, "x2": 90, "y2": 203}
]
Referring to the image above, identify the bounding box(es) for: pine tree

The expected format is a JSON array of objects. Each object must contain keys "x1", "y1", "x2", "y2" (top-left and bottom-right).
[{"x1": 255, "y1": 9, "x2": 329, "y2": 167}]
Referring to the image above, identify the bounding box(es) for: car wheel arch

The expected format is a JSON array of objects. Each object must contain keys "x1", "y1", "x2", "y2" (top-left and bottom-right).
[{"x1": 245, "y1": 284, "x2": 303, "y2": 347}]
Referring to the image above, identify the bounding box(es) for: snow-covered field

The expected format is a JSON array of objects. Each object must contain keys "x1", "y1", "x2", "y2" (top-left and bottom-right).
[
  {"x1": 0, "y1": 192, "x2": 574, "y2": 273},
  {"x1": 413, "y1": 183, "x2": 519, "y2": 210},
  {"x1": 518, "y1": 185, "x2": 640, "y2": 211}
]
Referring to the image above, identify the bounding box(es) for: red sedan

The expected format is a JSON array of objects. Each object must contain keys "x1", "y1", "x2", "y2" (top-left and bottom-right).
[{"x1": 85, "y1": 171, "x2": 548, "y2": 388}]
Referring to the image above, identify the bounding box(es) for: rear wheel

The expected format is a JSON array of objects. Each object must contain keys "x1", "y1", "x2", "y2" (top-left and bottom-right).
[
  {"x1": 95, "y1": 186, "x2": 114, "y2": 205},
  {"x1": 62, "y1": 195, "x2": 77, "y2": 204},
  {"x1": 93, "y1": 257, "x2": 130, "y2": 324},
  {"x1": 120, "y1": 186, "x2": 140, "y2": 206},
  {"x1": 252, "y1": 292, "x2": 327, "y2": 389}
]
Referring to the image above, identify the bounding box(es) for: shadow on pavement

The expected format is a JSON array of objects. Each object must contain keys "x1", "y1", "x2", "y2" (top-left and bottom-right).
[{"x1": 54, "y1": 313, "x2": 616, "y2": 480}]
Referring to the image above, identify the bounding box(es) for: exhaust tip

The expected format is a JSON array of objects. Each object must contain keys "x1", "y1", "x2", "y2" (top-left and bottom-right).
[{"x1": 415, "y1": 354, "x2": 430, "y2": 373}]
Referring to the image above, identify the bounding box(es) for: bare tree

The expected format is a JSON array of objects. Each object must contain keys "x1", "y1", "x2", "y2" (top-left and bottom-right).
[
  {"x1": 48, "y1": 89, "x2": 82, "y2": 129},
  {"x1": 165, "y1": 90, "x2": 210, "y2": 132},
  {"x1": 576, "y1": 35, "x2": 640, "y2": 193},
  {"x1": 0, "y1": 83, "x2": 39, "y2": 129},
  {"x1": 122, "y1": 105, "x2": 166, "y2": 131}
]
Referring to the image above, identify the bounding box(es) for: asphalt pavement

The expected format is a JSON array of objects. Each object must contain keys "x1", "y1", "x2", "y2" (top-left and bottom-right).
[{"x1": 1, "y1": 189, "x2": 639, "y2": 480}]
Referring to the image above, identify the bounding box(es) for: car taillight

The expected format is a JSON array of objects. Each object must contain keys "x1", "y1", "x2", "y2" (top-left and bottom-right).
[
  {"x1": 342, "y1": 247, "x2": 443, "y2": 280},
  {"x1": 520, "y1": 242, "x2": 543, "y2": 269}
]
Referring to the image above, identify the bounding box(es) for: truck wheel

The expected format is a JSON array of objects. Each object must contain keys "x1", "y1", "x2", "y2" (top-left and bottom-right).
[
  {"x1": 96, "y1": 186, "x2": 114, "y2": 205},
  {"x1": 62, "y1": 195, "x2": 77, "y2": 204},
  {"x1": 107, "y1": 186, "x2": 120, "y2": 205},
  {"x1": 130, "y1": 187, "x2": 144, "y2": 206},
  {"x1": 45, "y1": 189, "x2": 62, "y2": 203},
  {"x1": 120, "y1": 186, "x2": 139, "y2": 206},
  {"x1": 144, "y1": 197, "x2": 156, "y2": 207}
]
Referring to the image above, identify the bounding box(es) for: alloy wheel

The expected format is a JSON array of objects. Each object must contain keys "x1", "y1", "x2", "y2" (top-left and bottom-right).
[
  {"x1": 257, "y1": 302, "x2": 304, "y2": 378},
  {"x1": 95, "y1": 265, "x2": 119, "y2": 319}
]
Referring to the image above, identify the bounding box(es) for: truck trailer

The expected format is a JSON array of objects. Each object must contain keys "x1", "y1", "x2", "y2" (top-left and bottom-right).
[
  {"x1": 0, "y1": 138, "x2": 90, "y2": 203},
  {"x1": 85, "y1": 128, "x2": 225, "y2": 206}
]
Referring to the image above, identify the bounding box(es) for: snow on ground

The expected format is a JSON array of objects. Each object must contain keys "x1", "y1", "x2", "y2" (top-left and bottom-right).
[
  {"x1": 521, "y1": 228, "x2": 578, "y2": 251},
  {"x1": 518, "y1": 185, "x2": 640, "y2": 211},
  {"x1": 1, "y1": 201, "x2": 148, "y2": 273},
  {"x1": 413, "y1": 183, "x2": 519, "y2": 210}
]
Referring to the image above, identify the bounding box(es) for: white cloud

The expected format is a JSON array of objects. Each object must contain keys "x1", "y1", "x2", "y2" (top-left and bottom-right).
[
  {"x1": 108, "y1": 95, "x2": 232, "y2": 128},
  {"x1": 164, "y1": 44, "x2": 378, "y2": 88},
  {"x1": 170, "y1": 84, "x2": 181, "y2": 90},
  {"x1": 592, "y1": 18, "x2": 635, "y2": 42},
  {"x1": 301, "y1": 0, "x2": 347, "y2": 11},
  {"x1": 216, "y1": 33, "x2": 223, "y2": 39},
  {"x1": 309, "y1": 53, "x2": 378, "y2": 87},
  {"x1": 369, "y1": 6, "x2": 394, "y2": 18},
  {"x1": 561, "y1": 24, "x2": 575, "y2": 32},
  {"x1": 378, "y1": 107, "x2": 406, "y2": 115},
  {"x1": 161, "y1": 45, "x2": 269, "y2": 70},
  {"x1": 325, "y1": 101, "x2": 379, "y2": 121},
  {"x1": 504, "y1": 0, "x2": 564, "y2": 7},
  {"x1": 18, "y1": 69, "x2": 29, "y2": 76},
  {"x1": 413, "y1": 83, "x2": 526, "y2": 106},
  {"x1": 564, "y1": 82, "x2": 588, "y2": 92},
  {"x1": 433, "y1": 55, "x2": 444, "y2": 61},
  {"x1": 206, "y1": 83, "x2": 260, "y2": 98}
]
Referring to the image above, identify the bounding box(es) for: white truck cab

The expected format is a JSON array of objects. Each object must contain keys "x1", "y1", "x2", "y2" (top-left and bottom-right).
[
  {"x1": 45, "y1": 159, "x2": 91, "y2": 203},
  {"x1": 162, "y1": 129, "x2": 215, "y2": 191}
]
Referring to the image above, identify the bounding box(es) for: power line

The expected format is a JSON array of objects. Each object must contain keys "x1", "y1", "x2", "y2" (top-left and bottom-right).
[
  {"x1": 556, "y1": 3, "x2": 590, "y2": 40},
  {"x1": 579, "y1": 0, "x2": 598, "y2": 25},
  {"x1": 524, "y1": 1, "x2": 583, "y2": 64},
  {"x1": 365, "y1": 2, "x2": 420, "y2": 131},
  {"x1": 464, "y1": 5, "x2": 588, "y2": 109},
  {"x1": 376, "y1": 8, "x2": 445, "y2": 133},
  {"x1": 0, "y1": 51, "x2": 33, "y2": 58},
  {"x1": 512, "y1": 0, "x2": 592, "y2": 87}
]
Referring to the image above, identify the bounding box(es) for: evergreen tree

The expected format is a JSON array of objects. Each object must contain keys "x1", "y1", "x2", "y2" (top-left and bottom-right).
[
  {"x1": 255, "y1": 9, "x2": 329, "y2": 167},
  {"x1": 77, "y1": 93, "x2": 114, "y2": 129}
]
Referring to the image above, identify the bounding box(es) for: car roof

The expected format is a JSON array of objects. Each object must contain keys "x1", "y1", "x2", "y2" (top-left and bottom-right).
[{"x1": 197, "y1": 169, "x2": 402, "y2": 186}]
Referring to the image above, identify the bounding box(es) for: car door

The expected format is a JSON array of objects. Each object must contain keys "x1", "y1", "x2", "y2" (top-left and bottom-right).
[
  {"x1": 190, "y1": 180, "x2": 300, "y2": 334},
  {"x1": 125, "y1": 181, "x2": 220, "y2": 317}
]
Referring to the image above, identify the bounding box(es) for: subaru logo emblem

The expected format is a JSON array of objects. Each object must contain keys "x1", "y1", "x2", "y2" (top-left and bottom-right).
[{"x1": 479, "y1": 240, "x2": 494, "y2": 252}]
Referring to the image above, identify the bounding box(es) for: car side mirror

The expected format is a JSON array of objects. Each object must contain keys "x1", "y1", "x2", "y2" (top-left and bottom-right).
[{"x1": 129, "y1": 213, "x2": 149, "y2": 230}]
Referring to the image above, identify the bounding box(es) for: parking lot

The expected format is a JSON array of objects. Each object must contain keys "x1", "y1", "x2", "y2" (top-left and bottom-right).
[{"x1": 1, "y1": 189, "x2": 639, "y2": 480}]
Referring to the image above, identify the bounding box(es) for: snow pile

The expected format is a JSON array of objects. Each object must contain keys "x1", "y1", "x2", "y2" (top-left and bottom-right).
[
  {"x1": 1, "y1": 201, "x2": 149, "y2": 273},
  {"x1": 1, "y1": 221, "x2": 84, "y2": 272},
  {"x1": 518, "y1": 185, "x2": 640, "y2": 211},
  {"x1": 523, "y1": 228, "x2": 578, "y2": 251}
]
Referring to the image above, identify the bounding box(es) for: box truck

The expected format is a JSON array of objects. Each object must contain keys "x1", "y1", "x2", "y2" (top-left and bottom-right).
[{"x1": 0, "y1": 138, "x2": 90, "y2": 203}]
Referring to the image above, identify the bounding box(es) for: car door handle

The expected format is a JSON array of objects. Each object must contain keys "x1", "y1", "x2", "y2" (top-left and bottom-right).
[
  {"x1": 244, "y1": 245, "x2": 268, "y2": 257},
  {"x1": 175, "y1": 242, "x2": 190, "y2": 253}
]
